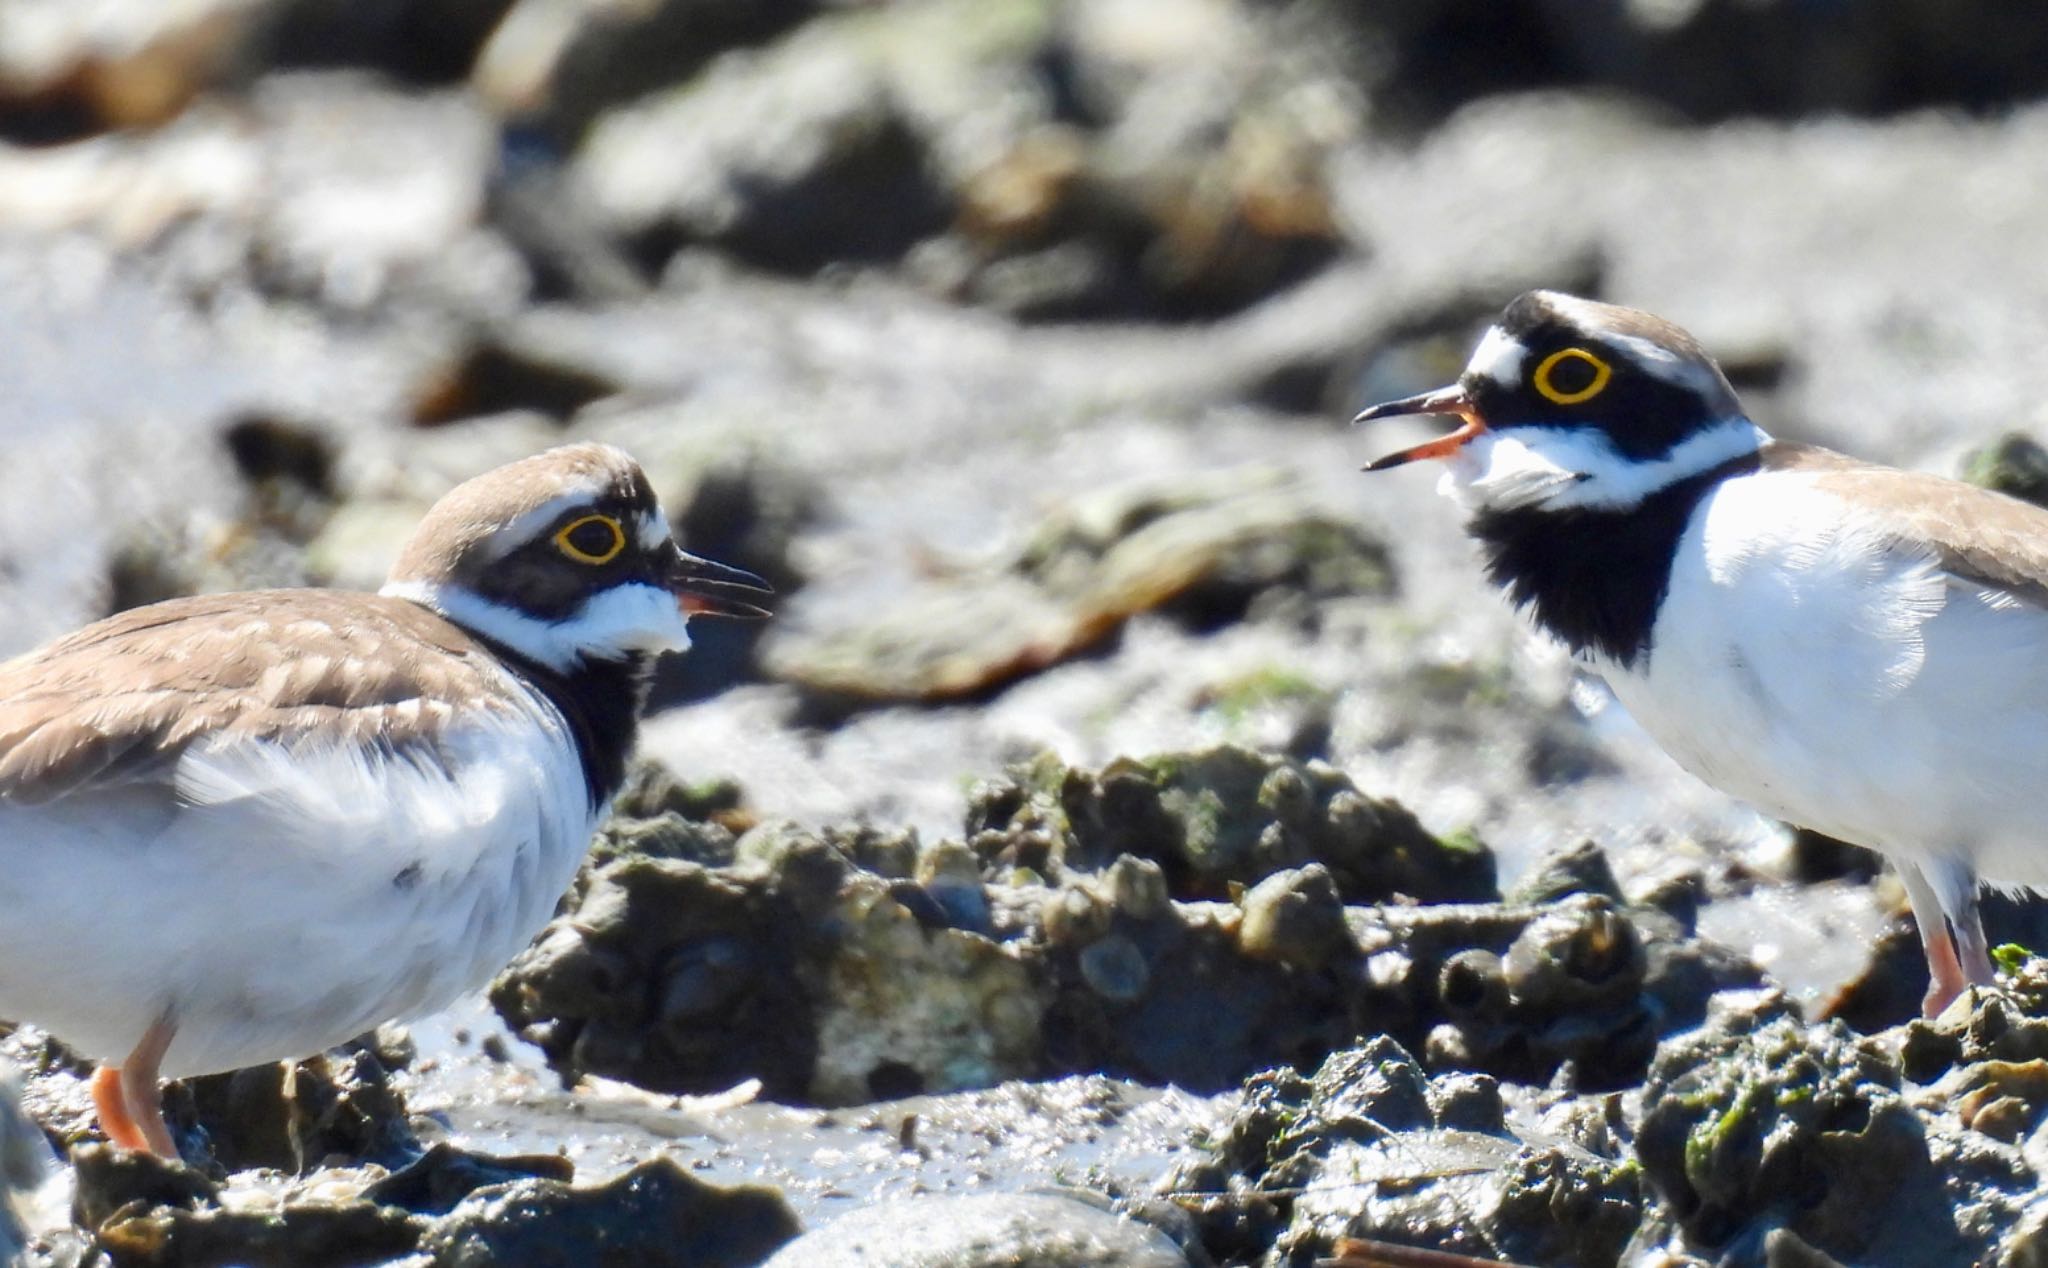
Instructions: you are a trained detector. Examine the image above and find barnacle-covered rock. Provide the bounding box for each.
[494,821,1046,1106]
[1424,894,1656,1091]
[1035,860,1358,1092]
[1167,1036,1645,1267]
[966,745,1493,903]
[498,750,1507,1099]
[1408,835,1762,1093]
[1634,995,1952,1261]
[493,851,822,1101]
[497,762,1757,1109]
[1898,960,2048,1083]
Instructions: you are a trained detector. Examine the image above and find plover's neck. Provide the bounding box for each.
[470,634,651,810]
[1468,449,1762,668]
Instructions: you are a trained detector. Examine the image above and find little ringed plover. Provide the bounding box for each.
[0,442,767,1156]
[1357,290,2048,1017]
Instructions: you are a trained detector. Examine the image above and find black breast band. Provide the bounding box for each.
[1467,451,1761,668]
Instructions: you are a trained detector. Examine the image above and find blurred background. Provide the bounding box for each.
[9,0,2048,998]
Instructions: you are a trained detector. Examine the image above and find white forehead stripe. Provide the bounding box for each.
[1465,325,1525,386]
[1602,329,1725,397]
[478,488,620,564]
[1536,293,1728,398]
[636,511,670,551]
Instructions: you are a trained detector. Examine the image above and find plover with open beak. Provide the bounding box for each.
[1359,290,2048,1017]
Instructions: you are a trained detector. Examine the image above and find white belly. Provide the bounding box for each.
[0,706,596,1076]
[1592,470,2048,890]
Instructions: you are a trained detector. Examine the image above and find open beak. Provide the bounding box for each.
[1352,384,1486,472]
[667,548,772,619]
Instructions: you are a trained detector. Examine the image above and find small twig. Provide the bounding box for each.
[1319,1236,1536,1268]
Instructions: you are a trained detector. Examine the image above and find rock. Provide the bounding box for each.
[183,1046,417,1173]
[1786,828,1881,885]
[2005,1193,2048,1268]
[67,1142,789,1268]
[1822,920,1933,1036]
[966,746,1491,903]
[991,0,1355,320]
[73,1146,422,1268]
[477,0,821,145]
[0,0,253,138]
[766,475,1393,711]
[244,75,514,313]
[497,749,1484,1100]
[423,1157,799,1268]
[359,1143,573,1217]
[759,1192,1190,1268]
[1171,1035,1642,1266]
[917,837,994,934]
[1962,431,2048,508]
[1490,1143,1645,1268]
[609,759,750,826]
[409,335,621,427]
[495,819,1046,1105]
[1407,854,1763,1093]
[572,15,947,275]
[919,0,1359,322]
[499,753,1754,1105]
[1634,995,1959,1262]
[565,0,1358,319]
[257,0,516,87]
[585,811,741,875]
[1948,1058,2048,1143]
[1428,1071,1505,1134]
[1897,968,2048,1084]
[800,868,1043,1105]
[1036,871,1359,1091]
[1351,1,2048,128]
[493,852,822,1101]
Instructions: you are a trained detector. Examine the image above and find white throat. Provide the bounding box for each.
[1439,417,1770,515]
[383,580,693,672]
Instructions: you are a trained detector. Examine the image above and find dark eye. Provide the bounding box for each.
[1532,347,1611,405]
[554,514,626,565]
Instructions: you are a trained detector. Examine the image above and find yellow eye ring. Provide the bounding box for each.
[1532,347,1612,406]
[554,514,626,565]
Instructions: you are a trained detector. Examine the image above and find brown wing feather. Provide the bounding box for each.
[0,592,522,803]
[1765,441,2048,603]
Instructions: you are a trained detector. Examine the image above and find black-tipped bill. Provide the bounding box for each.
[668,549,772,619]
[1352,384,1486,472]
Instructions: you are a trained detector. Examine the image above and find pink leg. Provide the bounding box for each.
[1921,927,1969,1018]
[90,1015,179,1158]
[1901,860,1993,1019]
